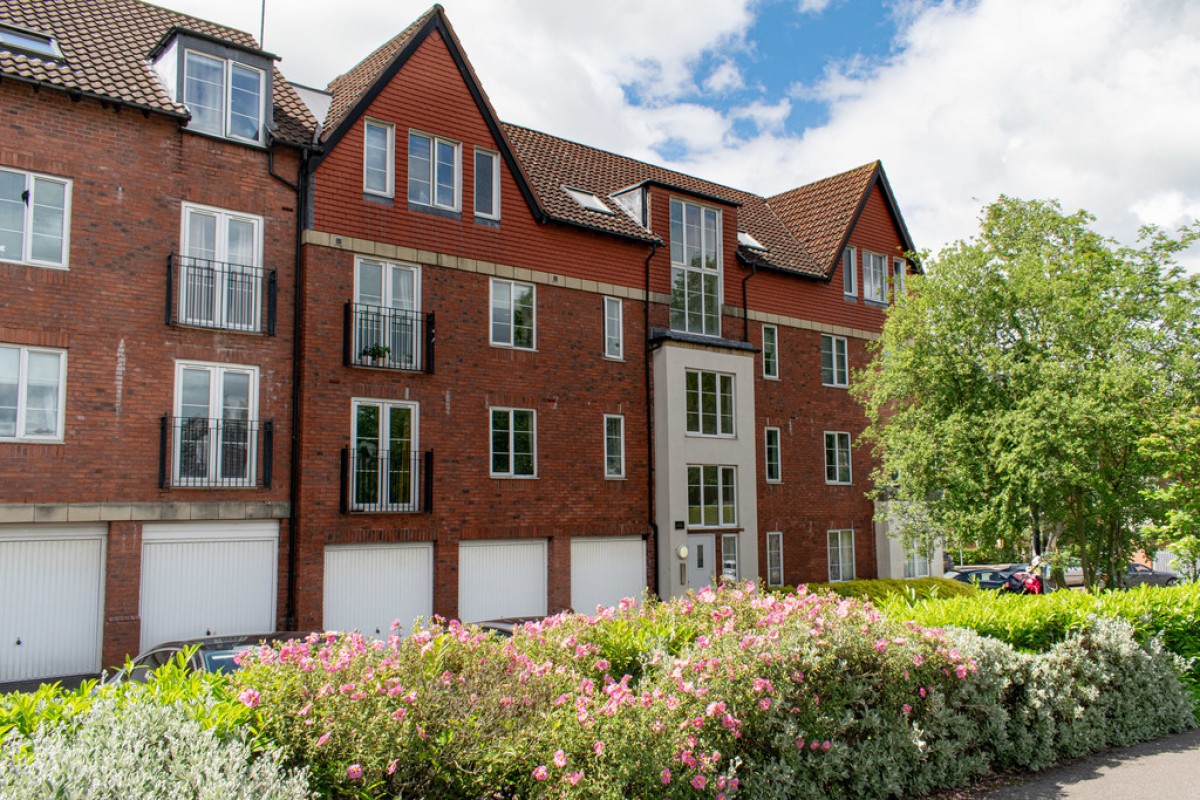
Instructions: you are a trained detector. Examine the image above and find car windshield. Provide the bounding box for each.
[200,645,256,674]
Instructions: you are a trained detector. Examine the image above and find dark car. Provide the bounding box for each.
[103,631,309,684]
[944,564,1027,591]
[1124,563,1179,587]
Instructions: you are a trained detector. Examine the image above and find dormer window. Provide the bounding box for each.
[152,31,274,146]
[0,23,63,62]
[737,231,767,251]
[562,187,614,215]
[184,51,264,142]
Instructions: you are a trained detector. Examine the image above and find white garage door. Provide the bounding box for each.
[0,525,106,683]
[458,539,546,623]
[571,536,647,613]
[324,543,433,637]
[140,521,278,649]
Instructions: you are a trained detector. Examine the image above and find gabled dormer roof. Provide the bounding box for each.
[0,0,316,146]
[768,161,917,275]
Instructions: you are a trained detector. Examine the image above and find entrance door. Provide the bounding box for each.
[686,533,715,591]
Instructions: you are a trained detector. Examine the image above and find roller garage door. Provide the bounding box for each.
[571,536,647,613]
[0,525,106,683]
[324,543,433,637]
[140,521,278,649]
[458,539,546,623]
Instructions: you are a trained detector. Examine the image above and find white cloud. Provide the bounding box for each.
[704,60,744,94]
[797,0,837,13]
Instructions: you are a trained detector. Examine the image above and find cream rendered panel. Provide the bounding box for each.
[653,341,758,599]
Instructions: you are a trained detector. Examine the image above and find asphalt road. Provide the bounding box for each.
[979,727,1200,799]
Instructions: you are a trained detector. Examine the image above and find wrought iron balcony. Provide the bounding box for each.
[341,447,433,513]
[344,302,434,372]
[166,254,276,334]
[159,415,273,489]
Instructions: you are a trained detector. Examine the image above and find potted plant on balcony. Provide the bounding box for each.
[359,343,391,366]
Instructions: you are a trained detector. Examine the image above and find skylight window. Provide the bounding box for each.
[562,186,614,215]
[737,231,767,251]
[0,23,63,62]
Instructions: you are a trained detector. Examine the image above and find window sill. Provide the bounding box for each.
[821,382,849,390]
[0,437,64,445]
[843,294,859,303]
[825,480,853,486]
[490,342,537,353]
[491,474,539,480]
[864,298,888,309]
[762,374,780,381]
[603,355,625,363]
[182,127,267,151]
[605,475,626,481]
[0,258,68,271]
[766,479,782,485]
[171,321,267,336]
[684,432,737,440]
[363,192,395,205]
[407,202,462,221]
[474,215,500,229]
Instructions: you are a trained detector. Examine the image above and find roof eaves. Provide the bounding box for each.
[543,212,662,245]
[737,249,825,280]
[147,26,278,62]
[642,179,743,208]
[0,70,189,121]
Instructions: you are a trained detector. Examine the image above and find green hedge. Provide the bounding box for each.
[800,576,978,602]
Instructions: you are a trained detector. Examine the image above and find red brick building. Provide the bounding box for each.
[0,0,929,683]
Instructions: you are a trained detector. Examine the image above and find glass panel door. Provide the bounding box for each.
[177,368,211,481]
[224,217,258,330]
[219,371,251,482]
[182,210,217,325]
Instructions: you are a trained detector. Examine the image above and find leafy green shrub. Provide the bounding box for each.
[0,692,311,799]
[802,577,977,602]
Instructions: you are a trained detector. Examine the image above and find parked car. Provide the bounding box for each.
[102,631,308,684]
[1062,562,1178,589]
[477,617,548,637]
[943,564,1027,590]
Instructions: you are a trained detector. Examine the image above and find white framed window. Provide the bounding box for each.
[863,251,887,303]
[842,247,857,297]
[351,399,418,511]
[904,546,933,579]
[764,427,781,483]
[685,370,734,437]
[824,431,852,484]
[604,414,625,479]
[603,296,623,360]
[893,257,907,299]
[721,533,739,579]
[669,197,722,337]
[821,334,849,387]
[491,407,536,478]
[762,324,778,379]
[827,529,856,582]
[0,345,66,442]
[179,203,264,332]
[687,465,737,528]
[183,50,264,143]
[0,167,71,269]
[363,119,395,198]
[766,531,783,587]
[490,278,535,350]
[474,148,500,219]
[173,361,259,486]
[354,258,421,369]
[408,131,460,210]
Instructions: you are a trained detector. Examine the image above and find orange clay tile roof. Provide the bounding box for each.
[0,0,316,145]
[768,161,881,276]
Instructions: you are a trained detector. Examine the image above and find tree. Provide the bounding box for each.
[1140,406,1200,581]
[854,197,1200,588]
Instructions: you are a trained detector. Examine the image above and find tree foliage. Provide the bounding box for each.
[854,197,1200,586]
[1140,406,1200,581]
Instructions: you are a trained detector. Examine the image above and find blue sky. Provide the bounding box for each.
[159,0,1200,270]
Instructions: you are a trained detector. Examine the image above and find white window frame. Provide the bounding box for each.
[827,529,856,582]
[0,344,66,442]
[821,334,849,388]
[350,398,419,511]
[764,426,782,483]
[669,197,723,337]
[0,167,71,269]
[490,407,536,478]
[603,296,624,360]
[363,119,395,198]
[721,533,739,579]
[353,257,422,368]
[408,130,461,211]
[842,247,857,297]
[863,251,888,304]
[766,531,784,587]
[604,414,625,479]
[903,546,932,579]
[893,257,907,299]
[687,465,737,529]
[172,361,259,487]
[685,369,735,437]
[183,49,265,144]
[474,148,500,220]
[824,431,852,485]
[179,202,264,332]
[762,324,779,379]
[490,278,536,350]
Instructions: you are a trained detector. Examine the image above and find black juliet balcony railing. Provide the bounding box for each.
[159,415,273,489]
[166,254,276,335]
[344,302,434,373]
[340,448,433,513]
